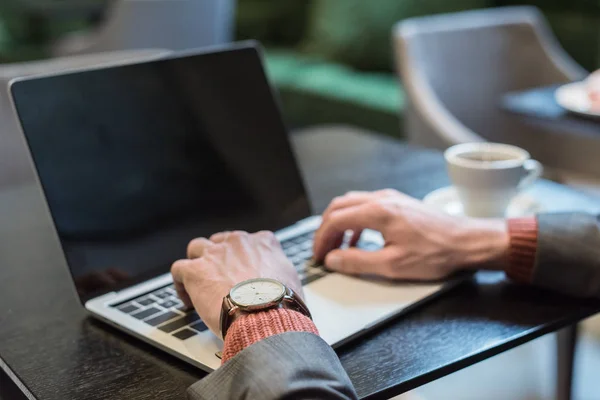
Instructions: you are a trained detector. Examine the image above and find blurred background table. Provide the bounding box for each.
[502,85,600,139]
[2,125,600,400]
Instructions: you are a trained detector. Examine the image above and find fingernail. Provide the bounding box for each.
[325,253,341,269]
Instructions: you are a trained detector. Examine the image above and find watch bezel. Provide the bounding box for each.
[229,278,286,311]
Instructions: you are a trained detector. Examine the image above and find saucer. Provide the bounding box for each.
[423,186,542,217]
[555,81,600,119]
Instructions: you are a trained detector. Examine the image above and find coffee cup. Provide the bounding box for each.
[444,143,543,218]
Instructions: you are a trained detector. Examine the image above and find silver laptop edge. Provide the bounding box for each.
[86,214,448,372]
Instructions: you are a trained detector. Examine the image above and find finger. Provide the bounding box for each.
[318,233,345,262]
[171,259,193,308]
[314,203,390,261]
[209,231,231,243]
[316,190,397,252]
[324,247,398,277]
[321,191,373,221]
[187,237,213,259]
[315,193,373,258]
[321,190,400,220]
[349,229,363,247]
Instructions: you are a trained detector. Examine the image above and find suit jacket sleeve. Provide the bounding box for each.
[533,212,600,298]
[187,332,358,400]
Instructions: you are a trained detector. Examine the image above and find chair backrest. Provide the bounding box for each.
[91,0,235,52]
[394,6,586,148]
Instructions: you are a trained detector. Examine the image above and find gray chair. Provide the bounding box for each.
[394,7,585,400]
[392,6,600,181]
[53,0,235,56]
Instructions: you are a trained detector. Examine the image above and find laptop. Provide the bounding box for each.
[9,42,450,372]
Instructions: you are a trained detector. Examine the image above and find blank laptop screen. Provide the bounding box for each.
[11,44,311,303]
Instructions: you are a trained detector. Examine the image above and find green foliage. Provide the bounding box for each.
[0,0,104,62]
[302,0,492,71]
[235,0,312,46]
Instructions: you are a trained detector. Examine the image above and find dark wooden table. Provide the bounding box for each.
[501,85,600,138]
[2,125,600,400]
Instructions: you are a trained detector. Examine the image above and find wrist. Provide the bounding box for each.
[455,218,510,271]
[505,217,538,282]
[221,308,318,363]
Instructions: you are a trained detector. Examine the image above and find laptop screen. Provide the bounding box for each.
[11,43,311,304]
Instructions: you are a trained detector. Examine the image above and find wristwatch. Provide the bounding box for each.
[220,278,311,339]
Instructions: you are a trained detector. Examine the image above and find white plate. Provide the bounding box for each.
[423,186,542,218]
[555,81,600,118]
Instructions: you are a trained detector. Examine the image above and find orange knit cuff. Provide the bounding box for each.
[221,308,318,364]
[506,217,539,283]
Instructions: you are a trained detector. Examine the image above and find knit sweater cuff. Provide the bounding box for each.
[506,217,539,283]
[221,308,318,364]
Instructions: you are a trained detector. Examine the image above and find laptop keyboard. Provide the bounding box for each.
[282,230,380,285]
[114,285,208,340]
[282,230,332,285]
[114,229,380,341]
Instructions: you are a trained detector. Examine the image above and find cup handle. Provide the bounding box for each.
[518,159,543,191]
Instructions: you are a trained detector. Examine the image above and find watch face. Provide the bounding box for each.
[230,279,285,308]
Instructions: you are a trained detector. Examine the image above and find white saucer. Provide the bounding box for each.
[555,81,600,119]
[423,186,542,217]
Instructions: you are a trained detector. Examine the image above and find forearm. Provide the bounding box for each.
[188,309,358,400]
[469,212,600,299]
[528,213,600,298]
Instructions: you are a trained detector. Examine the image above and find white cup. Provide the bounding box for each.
[444,143,543,218]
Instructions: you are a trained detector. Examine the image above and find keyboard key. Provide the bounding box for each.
[117,303,139,314]
[291,237,306,245]
[159,299,178,309]
[173,328,198,340]
[297,250,313,260]
[159,312,201,333]
[281,241,294,250]
[131,307,162,320]
[145,311,180,327]
[153,291,171,299]
[291,258,304,268]
[284,245,301,256]
[358,240,380,251]
[135,297,156,307]
[189,321,208,332]
[176,304,189,312]
[299,241,313,251]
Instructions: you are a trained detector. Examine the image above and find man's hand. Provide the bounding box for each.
[171,231,302,336]
[314,189,509,280]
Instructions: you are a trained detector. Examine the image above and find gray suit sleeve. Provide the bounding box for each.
[187,332,358,400]
[533,212,600,298]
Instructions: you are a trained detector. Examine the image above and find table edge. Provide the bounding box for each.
[362,307,598,400]
[0,355,36,400]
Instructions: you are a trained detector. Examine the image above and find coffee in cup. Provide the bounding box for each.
[444,143,543,218]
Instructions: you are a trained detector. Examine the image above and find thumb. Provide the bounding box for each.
[324,247,395,276]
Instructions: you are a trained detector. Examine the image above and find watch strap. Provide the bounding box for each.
[220,285,311,339]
